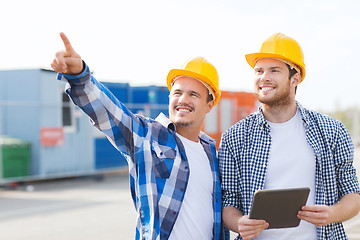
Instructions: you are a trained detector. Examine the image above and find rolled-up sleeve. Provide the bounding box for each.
[334,121,360,198]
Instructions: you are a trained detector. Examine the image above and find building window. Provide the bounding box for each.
[62,92,76,132]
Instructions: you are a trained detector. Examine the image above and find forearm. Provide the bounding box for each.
[222,206,244,232]
[299,192,360,226]
[222,205,269,240]
[60,63,141,155]
[331,193,360,223]
[61,64,133,129]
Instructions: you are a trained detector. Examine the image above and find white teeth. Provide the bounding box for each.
[261,87,273,91]
[178,108,190,112]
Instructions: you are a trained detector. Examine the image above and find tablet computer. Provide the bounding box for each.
[249,187,310,229]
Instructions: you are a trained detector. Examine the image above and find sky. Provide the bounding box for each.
[1,0,360,112]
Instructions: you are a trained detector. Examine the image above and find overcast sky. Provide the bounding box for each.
[1,0,360,112]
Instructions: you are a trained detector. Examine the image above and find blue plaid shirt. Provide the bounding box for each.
[219,103,360,240]
[57,64,224,240]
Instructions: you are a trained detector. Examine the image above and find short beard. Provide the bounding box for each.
[257,81,292,107]
[175,121,191,127]
[257,93,292,107]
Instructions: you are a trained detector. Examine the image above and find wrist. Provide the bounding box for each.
[63,61,88,78]
[60,61,90,85]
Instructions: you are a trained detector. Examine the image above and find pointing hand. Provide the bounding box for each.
[51,32,83,75]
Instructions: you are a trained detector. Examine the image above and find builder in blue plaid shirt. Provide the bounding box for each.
[219,33,360,240]
[51,33,226,240]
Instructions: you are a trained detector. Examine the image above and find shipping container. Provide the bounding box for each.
[204,91,259,148]
[130,85,169,118]
[94,83,169,170]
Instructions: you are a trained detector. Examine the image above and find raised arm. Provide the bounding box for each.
[50,32,147,163]
[51,32,83,75]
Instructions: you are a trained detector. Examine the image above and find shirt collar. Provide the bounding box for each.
[256,101,309,129]
[296,101,310,128]
[155,112,176,132]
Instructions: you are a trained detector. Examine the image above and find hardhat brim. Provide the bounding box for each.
[245,52,306,81]
[167,69,221,106]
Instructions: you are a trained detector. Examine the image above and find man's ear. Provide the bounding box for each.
[292,72,301,87]
[207,99,215,113]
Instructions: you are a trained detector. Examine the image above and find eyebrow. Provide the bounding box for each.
[172,89,202,97]
[254,66,283,70]
[190,90,201,96]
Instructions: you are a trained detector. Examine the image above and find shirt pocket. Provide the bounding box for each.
[151,141,176,178]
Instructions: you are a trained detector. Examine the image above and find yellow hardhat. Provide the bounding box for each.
[167,57,221,106]
[245,33,306,82]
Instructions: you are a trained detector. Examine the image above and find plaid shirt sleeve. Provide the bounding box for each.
[218,111,270,216]
[58,63,146,162]
[306,108,360,239]
[219,132,242,210]
[319,115,360,198]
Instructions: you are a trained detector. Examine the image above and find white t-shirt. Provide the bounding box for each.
[255,110,317,240]
[168,133,214,240]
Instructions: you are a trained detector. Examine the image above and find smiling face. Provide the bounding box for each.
[254,58,300,108]
[169,76,214,136]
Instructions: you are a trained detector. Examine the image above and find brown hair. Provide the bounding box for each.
[286,64,299,93]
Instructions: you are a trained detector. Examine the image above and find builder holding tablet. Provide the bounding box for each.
[219,33,360,240]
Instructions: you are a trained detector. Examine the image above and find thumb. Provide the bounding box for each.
[64,57,83,74]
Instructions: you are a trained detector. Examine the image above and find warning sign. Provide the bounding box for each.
[40,128,64,146]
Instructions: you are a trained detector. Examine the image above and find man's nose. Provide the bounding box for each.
[178,93,190,104]
[259,71,270,82]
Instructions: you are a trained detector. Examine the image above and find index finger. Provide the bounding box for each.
[301,205,326,212]
[60,32,74,52]
[241,215,268,226]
